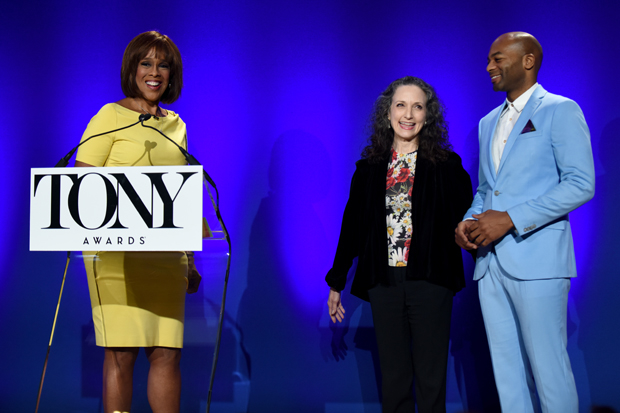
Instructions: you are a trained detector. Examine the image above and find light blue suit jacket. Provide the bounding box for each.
[464,85,595,281]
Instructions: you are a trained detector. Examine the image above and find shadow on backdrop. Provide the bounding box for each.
[238,130,335,412]
[579,118,620,409]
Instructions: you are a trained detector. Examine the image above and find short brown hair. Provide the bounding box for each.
[120,31,183,104]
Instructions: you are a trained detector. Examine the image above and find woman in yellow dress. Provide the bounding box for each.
[75,31,200,412]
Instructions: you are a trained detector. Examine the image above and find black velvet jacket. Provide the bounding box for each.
[325,151,473,301]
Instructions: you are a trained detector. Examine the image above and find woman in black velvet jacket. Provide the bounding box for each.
[325,76,472,413]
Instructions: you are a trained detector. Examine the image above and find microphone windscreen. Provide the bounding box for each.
[139,113,152,121]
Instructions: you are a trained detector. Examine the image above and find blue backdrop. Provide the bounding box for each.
[2,0,619,411]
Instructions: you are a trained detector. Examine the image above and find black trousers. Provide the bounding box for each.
[367,267,454,413]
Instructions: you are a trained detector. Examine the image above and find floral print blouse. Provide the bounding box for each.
[386,148,417,267]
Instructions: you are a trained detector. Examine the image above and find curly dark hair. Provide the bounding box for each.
[361,76,452,164]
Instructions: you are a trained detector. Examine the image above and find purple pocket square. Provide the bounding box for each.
[521,120,536,134]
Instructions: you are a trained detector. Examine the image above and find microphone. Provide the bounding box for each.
[139,119,217,189]
[55,118,143,167]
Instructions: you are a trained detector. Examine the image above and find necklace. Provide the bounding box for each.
[135,98,163,132]
[135,98,164,117]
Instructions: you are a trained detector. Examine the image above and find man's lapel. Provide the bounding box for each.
[496,85,546,176]
[485,104,504,183]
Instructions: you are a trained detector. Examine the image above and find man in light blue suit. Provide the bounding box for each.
[455,32,595,412]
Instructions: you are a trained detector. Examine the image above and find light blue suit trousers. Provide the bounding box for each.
[480,254,576,412]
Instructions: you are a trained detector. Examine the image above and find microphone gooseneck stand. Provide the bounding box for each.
[139,116,231,413]
[34,252,71,413]
[36,114,231,413]
[54,116,148,168]
[36,116,150,413]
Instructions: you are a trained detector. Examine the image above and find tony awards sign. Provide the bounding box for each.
[30,166,203,251]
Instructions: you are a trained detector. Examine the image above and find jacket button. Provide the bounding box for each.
[494,190,500,196]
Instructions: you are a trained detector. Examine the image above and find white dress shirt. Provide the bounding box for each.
[491,83,539,173]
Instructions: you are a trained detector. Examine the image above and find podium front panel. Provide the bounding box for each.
[30,166,203,251]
